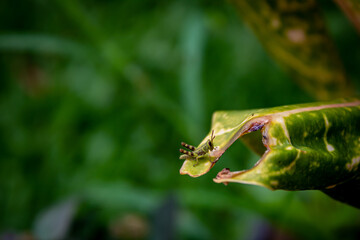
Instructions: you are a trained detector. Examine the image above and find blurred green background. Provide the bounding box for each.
[1,0,360,239]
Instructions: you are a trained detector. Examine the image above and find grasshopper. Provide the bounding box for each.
[179,130,216,166]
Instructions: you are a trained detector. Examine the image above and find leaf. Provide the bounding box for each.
[229,0,354,100]
[334,0,360,35]
[0,34,88,57]
[33,198,79,240]
[179,98,360,208]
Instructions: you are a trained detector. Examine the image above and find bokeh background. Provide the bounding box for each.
[1,0,360,239]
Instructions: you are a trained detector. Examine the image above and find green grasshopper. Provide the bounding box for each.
[179,130,216,166]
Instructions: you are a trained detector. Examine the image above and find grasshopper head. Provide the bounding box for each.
[208,140,214,151]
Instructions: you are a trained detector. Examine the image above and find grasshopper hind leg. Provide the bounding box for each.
[179,149,200,166]
[179,149,194,157]
[181,142,196,151]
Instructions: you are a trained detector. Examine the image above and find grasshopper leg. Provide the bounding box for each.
[181,142,196,151]
[179,149,194,156]
[193,157,199,167]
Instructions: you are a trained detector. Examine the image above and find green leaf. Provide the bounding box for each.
[229,0,355,100]
[0,34,88,57]
[180,98,360,208]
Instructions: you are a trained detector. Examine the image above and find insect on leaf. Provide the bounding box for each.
[179,98,360,208]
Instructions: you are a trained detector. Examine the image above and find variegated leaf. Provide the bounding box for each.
[229,0,354,100]
[334,0,360,34]
[179,98,360,208]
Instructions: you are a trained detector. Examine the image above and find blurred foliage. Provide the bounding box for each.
[334,0,360,34]
[0,0,360,239]
[230,0,354,100]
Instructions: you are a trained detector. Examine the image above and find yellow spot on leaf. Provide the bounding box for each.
[323,114,335,152]
[271,18,280,29]
[270,180,279,187]
[286,28,306,43]
[346,156,360,171]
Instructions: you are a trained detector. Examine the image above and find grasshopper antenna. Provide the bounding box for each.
[211,130,215,141]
